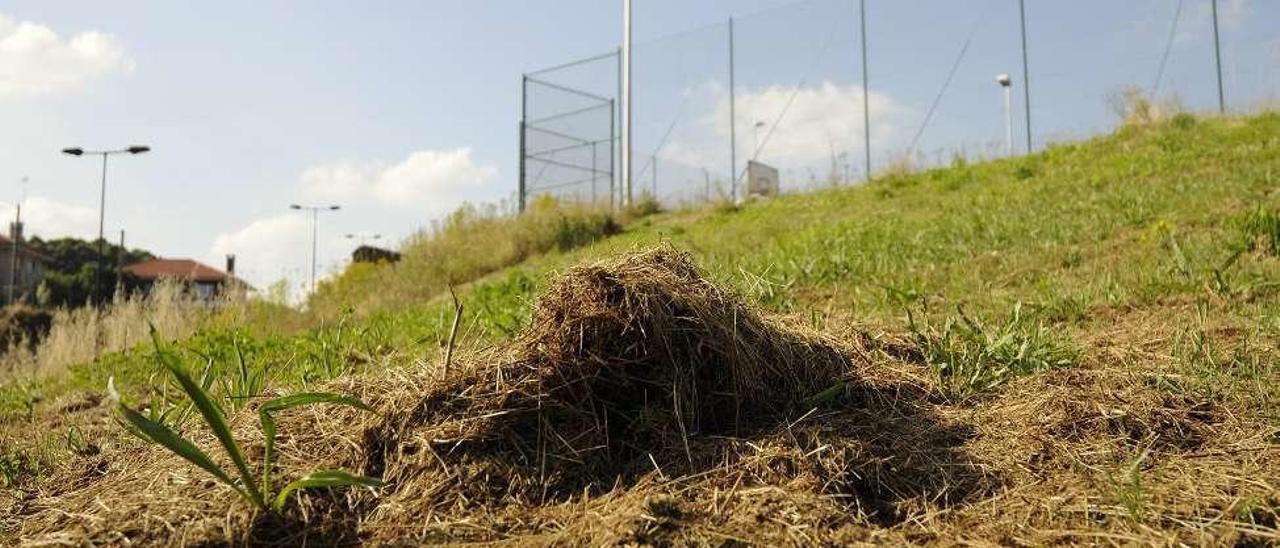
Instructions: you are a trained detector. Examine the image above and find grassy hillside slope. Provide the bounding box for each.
[3,112,1279,544]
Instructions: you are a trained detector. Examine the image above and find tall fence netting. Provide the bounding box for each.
[520,0,1279,211]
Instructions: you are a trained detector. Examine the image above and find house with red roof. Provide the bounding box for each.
[123,255,251,301]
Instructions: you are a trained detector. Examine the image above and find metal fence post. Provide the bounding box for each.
[1211,0,1226,113]
[609,98,616,210]
[518,75,527,214]
[728,17,737,202]
[622,0,633,207]
[860,0,870,180]
[1019,0,1033,154]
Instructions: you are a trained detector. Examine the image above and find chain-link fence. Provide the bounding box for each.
[519,0,1279,212]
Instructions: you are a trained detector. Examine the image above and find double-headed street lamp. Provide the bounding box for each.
[344,232,382,247]
[61,145,150,305]
[290,203,340,295]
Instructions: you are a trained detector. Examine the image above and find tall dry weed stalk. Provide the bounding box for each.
[0,280,238,379]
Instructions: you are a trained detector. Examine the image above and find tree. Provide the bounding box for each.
[24,237,155,308]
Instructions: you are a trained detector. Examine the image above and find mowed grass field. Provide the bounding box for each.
[2,112,1278,544]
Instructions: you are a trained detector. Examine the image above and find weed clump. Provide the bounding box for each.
[1237,207,1280,256]
[907,303,1076,402]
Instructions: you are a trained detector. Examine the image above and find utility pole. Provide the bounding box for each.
[7,214,18,304]
[7,176,28,305]
[1211,0,1226,113]
[622,0,633,207]
[6,206,16,305]
[116,230,125,297]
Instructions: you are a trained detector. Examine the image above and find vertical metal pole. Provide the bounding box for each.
[616,49,622,209]
[7,205,18,304]
[609,98,616,210]
[309,208,318,295]
[518,75,528,213]
[1019,0,1033,153]
[652,154,657,198]
[729,17,737,201]
[591,141,598,204]
[1003,85,1013,156]
[93,153,108,359]
[116,229,124,296]
[1211,0,1225,113]
[622,0,633,207]
[96,152,108,306]
[860,0,871,180]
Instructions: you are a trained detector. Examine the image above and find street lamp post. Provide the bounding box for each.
[344,233,382,247]
[290,203,340,295]
[996,74,1013,157]
[61,145,150,305]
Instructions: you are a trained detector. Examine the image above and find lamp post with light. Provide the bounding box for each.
[290,203,340,295]
[61,145,150,305]
[996,74,1013,156]
[345,233,382,247]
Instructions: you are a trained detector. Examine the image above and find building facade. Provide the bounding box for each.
[123,256,250,302]
[0,221,50,305]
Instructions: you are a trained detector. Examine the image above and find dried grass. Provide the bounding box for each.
[0,280,232,380]
[7,249,1278,546]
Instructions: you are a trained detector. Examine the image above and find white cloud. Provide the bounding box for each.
[213,147,499,301]
[722,82,904,166]
[0,12,134,95]
[209,213,321,300]
[0,196,97,239]
[657,81,907,182]
[300,148,497,211]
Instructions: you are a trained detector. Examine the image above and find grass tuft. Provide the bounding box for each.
[908,303,1077,402]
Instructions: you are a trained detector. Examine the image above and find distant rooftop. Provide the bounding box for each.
[124,258,233,284]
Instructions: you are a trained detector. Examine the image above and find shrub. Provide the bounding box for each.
[0,305,52,353]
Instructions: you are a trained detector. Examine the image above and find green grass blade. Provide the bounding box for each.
[259,409,277,499]
[113,400,253,505]
[260,393,371,414]
[149,327,265,509]
[272,470,382,513]
[258,392,372,501]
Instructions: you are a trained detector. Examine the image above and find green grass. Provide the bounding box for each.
[907,303,1077,402]
[3,112,1279,493]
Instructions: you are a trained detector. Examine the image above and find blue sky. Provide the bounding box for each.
[0,1,1274,298]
